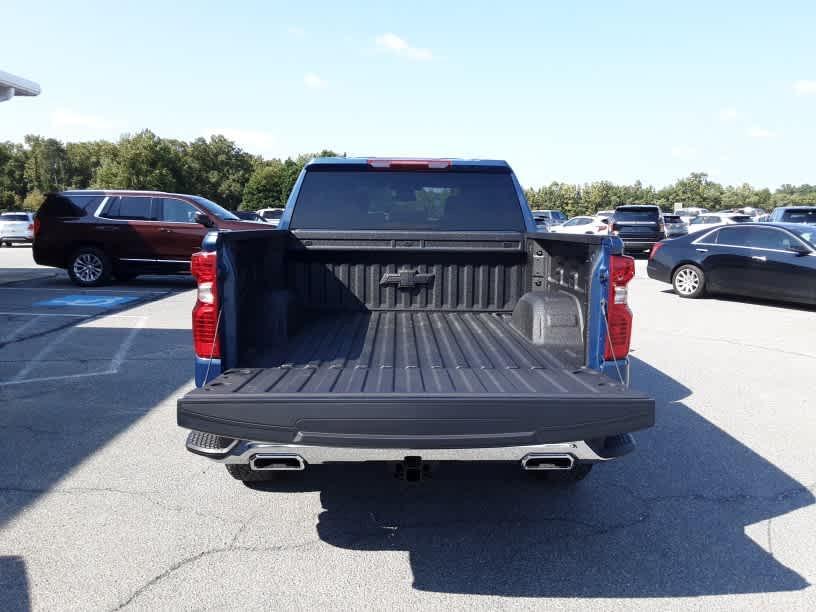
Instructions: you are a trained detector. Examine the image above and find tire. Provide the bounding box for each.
[532,463,593,483]
[225,464,278,483]
[67,247,112,287]
[672,264,706,299]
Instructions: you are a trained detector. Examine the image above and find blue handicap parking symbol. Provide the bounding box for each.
[34,295,140,308]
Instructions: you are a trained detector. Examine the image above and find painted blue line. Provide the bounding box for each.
[34,295,140,308]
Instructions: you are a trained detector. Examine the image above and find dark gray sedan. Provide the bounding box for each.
[647,223,816,305]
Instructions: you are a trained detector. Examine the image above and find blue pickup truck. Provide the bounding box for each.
[177,158,654,483]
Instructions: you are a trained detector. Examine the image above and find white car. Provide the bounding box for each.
[0,211,35,246]
[675,207,709,224]
[686,213,753,234]
[550,215,610,235]
[256,207,284,227]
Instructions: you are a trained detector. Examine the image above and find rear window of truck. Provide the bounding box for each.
[614,208,661,222]
[781,209,816,224]
[290,169,525,231]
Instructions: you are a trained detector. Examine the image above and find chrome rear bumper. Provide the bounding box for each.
[185,431,635,466]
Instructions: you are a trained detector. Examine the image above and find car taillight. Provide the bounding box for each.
[611,222,620,235]
[33,218,40,237]
[649,242,664,260]
[604,254,635,361]
[191,251,220,359]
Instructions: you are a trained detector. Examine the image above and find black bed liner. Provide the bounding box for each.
[178,311,654,448]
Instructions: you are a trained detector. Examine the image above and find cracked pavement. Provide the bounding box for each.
[0,251,814,610]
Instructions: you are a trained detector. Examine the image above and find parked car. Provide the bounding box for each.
[234,211,268,223]
[609,205,665,252]
[674,207,709,224]
[33,190,263,286]
[256,207,285,227]
[531,211,551,231]
[550,215,609,235]
[768,206,816,226]
[662,214,688,237]
[530,209,567,227]
[686,213,752,234]
[647,223,816,304]
[596,210,615,220]
[0,211,34,246]
[178,157,654,485]
[648,223,816,304]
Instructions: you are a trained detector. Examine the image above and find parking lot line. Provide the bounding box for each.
[0,314,149,386]
[0,316,42,343]
[10,324,80,382]
[0,287,174,294]
[0,311,89,317]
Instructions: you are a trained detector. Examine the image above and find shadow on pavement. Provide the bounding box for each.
[247,356,813,598]
[0,556,29,612]
[0,293,194,529]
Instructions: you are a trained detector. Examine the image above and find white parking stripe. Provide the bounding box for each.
[0,316,42,343]
[108,316,147,370]
[0,311,90,318]
[1,315,149,386]
[10,325,80,382]
[0,287,174,294]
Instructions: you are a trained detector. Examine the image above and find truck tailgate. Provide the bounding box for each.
[178,312,654,447]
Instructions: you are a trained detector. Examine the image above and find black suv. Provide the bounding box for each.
[610,205,666,252]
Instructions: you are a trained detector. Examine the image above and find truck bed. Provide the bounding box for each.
[178,311,654,448]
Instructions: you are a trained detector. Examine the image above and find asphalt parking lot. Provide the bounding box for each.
[1,245,814,610]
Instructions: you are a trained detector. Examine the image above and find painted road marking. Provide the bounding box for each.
[0,315,148,386]
[0,287,177,293]
[34,295,140,308]
[0,317,42,344]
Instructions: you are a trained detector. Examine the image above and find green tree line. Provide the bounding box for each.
[1,130,814,215]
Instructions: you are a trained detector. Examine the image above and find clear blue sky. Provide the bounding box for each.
[2,0,815,189]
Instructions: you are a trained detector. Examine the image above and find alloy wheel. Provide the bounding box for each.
[73,253,104,283]
[674,268,700,296]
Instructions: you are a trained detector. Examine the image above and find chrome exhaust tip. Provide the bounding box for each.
[250,454,306,471]
[521,453,575,471]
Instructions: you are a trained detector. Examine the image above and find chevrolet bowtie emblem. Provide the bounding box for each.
[380,270,435,289]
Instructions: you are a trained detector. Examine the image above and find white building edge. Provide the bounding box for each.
[0,70,41,102]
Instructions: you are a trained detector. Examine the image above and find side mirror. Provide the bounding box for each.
[194,211,214,228]
[790,244,811,256]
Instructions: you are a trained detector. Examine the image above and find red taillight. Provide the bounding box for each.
[33,218,40,238]
[604,254,635,361]
[649,242,664,260]
[367,158,451,169]
[191,251,220,358]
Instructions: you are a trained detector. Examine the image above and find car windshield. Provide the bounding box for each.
[0,213,29,221]
[791,227,816,247]
[551,211,566,222]
[614,208,660,222]
[781,209,816,224]
[290,169,524,231]
[730,215,752,223]
[663,215,681,223]
[190,196,239,220]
